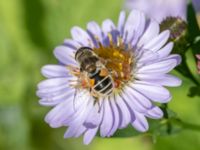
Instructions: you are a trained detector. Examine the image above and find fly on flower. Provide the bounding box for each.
[71,46,114,99]
[37,9,182,145]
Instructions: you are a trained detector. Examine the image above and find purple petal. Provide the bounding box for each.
[87,21,103,42]
[122,87,152,113]
[131,12,146,46]
[84,100,103,128]
[102,19,116,35]
[137,19,159,47]
[83,127,98,145]
[131,112,148,132]
[64,126,87,138]
[136,48,159,64]
[115,94,131,129]
[74,125,87,138]
[71,26,93,47]
[143,30,170,52]
[137,58,177,74]
[156,74,182,87]
[130,80,171,103]
[37,77,76,90]
[118,94,136,122]
[123,10,145,43]
[157,42,174,58]
[41,65,70,78]
[38,89,75,106]
[140,74,182,87]
[107,97,120,136]
[64,125,84,138]
[64,99,93,138]
[36,83,71,98]
[63,94,93,126]
[45,91,89,128]
[121,90,145,114]
[124,86,152,108]
[44,95,76,128]
[136,74,182,87]
[117,11,126,35]
[164,54,182,65]
[100,99,114,137]
[54,46,78,66]
[63,39,81,50]
[145,106,163,119]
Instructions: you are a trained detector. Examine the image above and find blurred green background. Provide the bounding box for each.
[0,0,200,150]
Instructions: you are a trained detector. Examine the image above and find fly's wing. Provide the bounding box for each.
[67,66,87,111]
[73,89,89,111]
[73,87,79,111]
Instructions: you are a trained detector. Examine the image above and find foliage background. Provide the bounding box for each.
[0,0,200,150]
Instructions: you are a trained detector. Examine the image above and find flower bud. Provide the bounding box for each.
[160,17,189,54]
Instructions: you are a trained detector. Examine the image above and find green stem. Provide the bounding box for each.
[176,54,200,86]
[169,118,200,131]
[161,104,172,134]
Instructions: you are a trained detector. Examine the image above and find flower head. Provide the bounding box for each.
[37,10,182,144]
[124,0,187,23]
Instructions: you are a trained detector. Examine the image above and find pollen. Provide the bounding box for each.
[93,33,134,89]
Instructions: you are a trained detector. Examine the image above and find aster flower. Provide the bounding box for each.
[197,55,200,73]
[37,10,182,144]
[124,0,187,23]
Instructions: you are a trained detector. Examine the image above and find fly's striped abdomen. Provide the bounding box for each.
[91,71,113,96]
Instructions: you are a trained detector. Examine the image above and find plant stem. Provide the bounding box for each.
[169,117,200,131]
[176,54,200,86]
[161,104,172,134]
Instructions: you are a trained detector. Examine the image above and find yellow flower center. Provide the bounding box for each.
[93,34,134,89]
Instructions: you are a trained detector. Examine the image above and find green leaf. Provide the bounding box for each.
[187,4,200,43]
[112,125,141,137]
[188,86,200,97]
